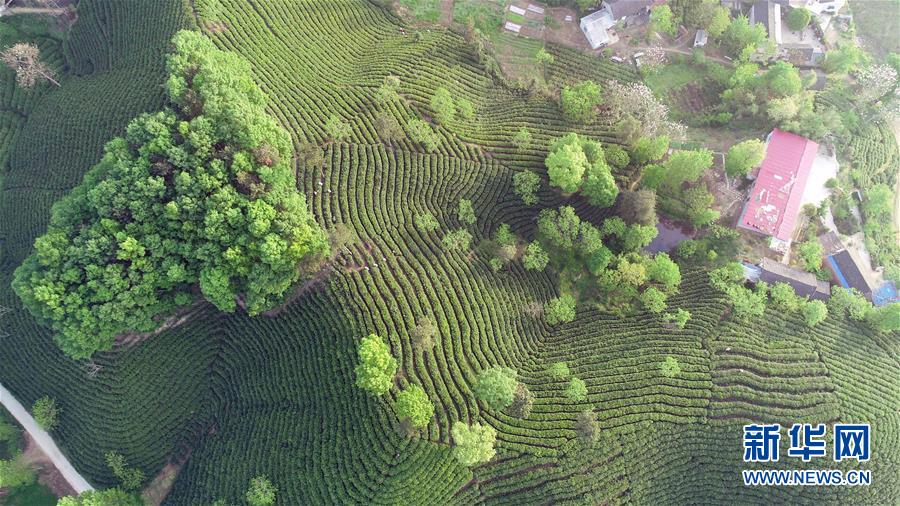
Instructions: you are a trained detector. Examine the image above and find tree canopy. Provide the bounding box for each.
[560,81,602,123]
[12,31,330,358]
[546,133,618,206]
[394,384,434,428]
[725,139,766,177]
[354,334,398,395]
[474,366,519,410]
[452,422,497,466]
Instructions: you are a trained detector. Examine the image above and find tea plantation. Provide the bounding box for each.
[0,0,896,504]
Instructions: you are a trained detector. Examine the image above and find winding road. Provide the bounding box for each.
[0,382,93,494]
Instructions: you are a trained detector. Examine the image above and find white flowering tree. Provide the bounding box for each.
[856,64,898,103]
[606,81,686,140]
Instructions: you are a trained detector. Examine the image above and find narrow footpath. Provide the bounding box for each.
[0,382,94,494]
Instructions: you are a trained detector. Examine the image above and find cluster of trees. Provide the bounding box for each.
[709,263,831,326]
[640,140,720,227]
[354,334,437,429]
[545,133,618,207]
[560,81,602,123]
[529,205,683,316]
[12,31,331,358]
[721,61,839,139]
[105,451,145,491]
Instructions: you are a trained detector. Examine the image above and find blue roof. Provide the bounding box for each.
[872,281,899,307]
[827,255,850,289]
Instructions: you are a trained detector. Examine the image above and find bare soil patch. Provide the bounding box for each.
[19,433,75,499]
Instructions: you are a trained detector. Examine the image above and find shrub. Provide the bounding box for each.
[32,395,60,431]
[430,87,455,124]
[394,385,434,428]
[660,356,681,378]
[246,476,277,506]
[565,377,588,401]
[442,229,473,252]
[548,361,570,379]
[354,334,397,395]
[507,383,535,419]
[545,294,577,325]
[513,170,541,205]
[523,242,549,271]
[458,199,476,225]
[414,212,440,233]
[575,409,600,444]
[452,422,496,466]
[474,366,518,410]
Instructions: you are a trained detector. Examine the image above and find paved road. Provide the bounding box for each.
[0,382,94,493]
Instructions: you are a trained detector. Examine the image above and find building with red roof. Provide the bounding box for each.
[737,129,819,250]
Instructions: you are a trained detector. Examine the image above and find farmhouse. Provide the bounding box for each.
[758,258,831,300]
[580,0,652,49]
[736,129,819,251]
[749,0,783,45]
[825,249,875,300]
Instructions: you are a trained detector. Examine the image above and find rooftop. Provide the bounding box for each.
[827,250,875,297]
[758,257,830,300]
[580,7,615,48]
[737,129,819,242]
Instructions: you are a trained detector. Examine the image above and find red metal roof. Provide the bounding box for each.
[738,129,818,242]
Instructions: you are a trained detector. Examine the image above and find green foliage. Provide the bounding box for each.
[786,8,811,32]
[654,149,714,190]
[828,287,870,321]
[545,294,577,325]
[430,87,455,124]
[546,133,618,206]
[770,282,802,313]
[663,308,691,329]
[565,377,588,402]
[513,170,540,206]
[12,31,330,358]
[548,361,570,379]
[796,240,824,272]
[560,81,602,123]
[866,303,900,333]
[0,455,35,488]
[631,136,670,166]
[523,241,550,271]
[32,395,59,431]
[512,127,533,153]
[722,15,768,60]
[650,5,677,36]
[394,385,435,428]
[507,383,535,419]
[575,409,599,444]
[325,114,353,141]
[414,212,440,233]
[823,43,867,75]
[725,139,766,177]
[57,489,142,506]
[546,133,589,193]
[411,318,438,351]
[604,144,630,169]
[457,199,476,225]
[456,97,475,120]
[105,451,145,491]
[354,334,398,395]
[407,119,439,152]
[246,475,277,506]
[660,356,681,378]
[616,190,657,226]
[647,253,681,293]
[474,366,518,410]
[442,228,473,252]
[451,422,496,466]
[863,183,893,217]
[641,286,668,313]
[802,299,828,327]
[706,6,730,39]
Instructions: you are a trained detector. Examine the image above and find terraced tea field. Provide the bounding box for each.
[0,0,896,504]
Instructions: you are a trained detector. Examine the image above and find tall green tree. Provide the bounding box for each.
[247,476,277,506]
[354,334,398,395]
[394,385,435,428]
[725,139,766,177]
[452,422,497,466]
[474,366,519,410]
[560,81,602,123]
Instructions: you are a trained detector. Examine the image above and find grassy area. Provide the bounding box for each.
[1,483,58,506]
[454,0,505,34]
[644,63,703,95]
[851,0,900,60]
[398,0,442,23]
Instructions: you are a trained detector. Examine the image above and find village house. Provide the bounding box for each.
[580,0,653,49]
[757,257,831,300]
[736,129,820,252]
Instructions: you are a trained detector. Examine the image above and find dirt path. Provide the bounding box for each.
[0,7,67,16]
[0,382,94,493]
[20,432,77,498]
[890,119,900,243]
[439,0,453,27]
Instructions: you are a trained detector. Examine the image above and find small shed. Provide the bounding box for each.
[694,29,708,47]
